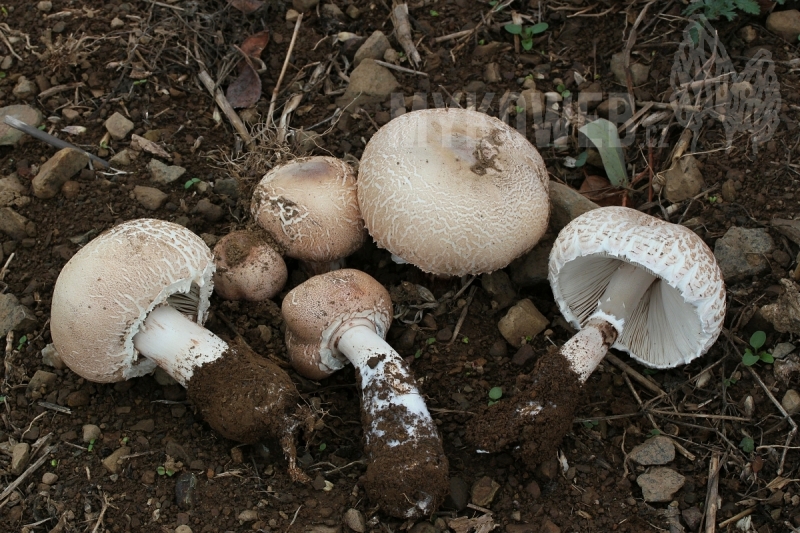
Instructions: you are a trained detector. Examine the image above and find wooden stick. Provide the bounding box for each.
[434,29,472,43]
[391,4,421,66]
[0,445,57,502]
[268,14,303,127]
[373,60,428,77]
[197,70,253,148]
[604,352,665,396]
[702,451,721,533]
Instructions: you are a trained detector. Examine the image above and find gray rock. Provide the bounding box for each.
[518,89,545,120]
[481,270,516,309]
[0,292,37,337]
[109,148,138,166]
[628,436,675,466]
[12,76,36,99]
[766,10,800,41]
[213,177,240,198]
[83,424,102,443]
[11,442,30,475]
[292,0,318,11]
[772,342,796,359]
[509,235,555,287]
[104,111,134,140]
[596,97,630,121]
[682,507,703,531]
[0,207,35,240]
[0,105,44,145]
[37,1,53,12]
[321,3,344,18]
[346,5,360,18]
[102,446,131,473]
[445,477,469,510]
[175,472,198,509]
[42,472,58,484]
[193,199,224,222]
[133,185,168,210]
[237,509,259,522]
[0,174,30,207]
[781,389,800,415]
[32,148,89,199]
[27,369,57,394]
[498,299,548,347]
[636,467,685,502]
[610,53,650,86]
[336,59,399,111]
[761,279,800,335]
[148,159,186,184]
[548,181,599,232]
[661,155,704,203]
[343,508,366,532]
[470,476,500,507]
[354,31,391,67]
[714,227,774,281]
[41,343,65,369]
[484,62,502,84]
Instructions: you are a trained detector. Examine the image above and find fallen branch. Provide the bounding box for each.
[391,4,421,67]
[702,450,721,533]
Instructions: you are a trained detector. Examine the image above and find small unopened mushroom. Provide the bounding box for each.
[282,269,448,518]
[357,108,549,276]
[51,219,307,479]
[251,156,366,275]
[466,206,725,465]
[213,230,288,301]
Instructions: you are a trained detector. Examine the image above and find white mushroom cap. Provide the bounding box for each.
[548,206,726,368]
[282,269,392,380]
[357,108,550,276]
[251,156,366,263]
[51,219,215,383]
[213,230,288,301]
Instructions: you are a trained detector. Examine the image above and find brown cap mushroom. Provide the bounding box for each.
[251,156,366,274]
[50,219,308,479]
[467,207,725,466]
[213,230,288,301]
[282,269,449,518]
[357,108,549,276]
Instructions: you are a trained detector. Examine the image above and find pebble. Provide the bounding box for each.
[110,17,125,29]
[42,472,58,485]
[511,344,535,366]
[148,159,186,184]
[32,148,89,199]
[489,339,507,358]
[104,111,134,140]
[11,443,31,475]
[497,299,549,347]
[129,418,155,432]
[285,8,300,21]
[83,424,101,443]
[26,369,57,395]
[102,446,131,474]
[354,31,391,67]
[761,279,800,336]
[175,472,198,509]
[518,89,545,120]
[509,235,554,287]
[766,10,800,41]
[214,177,240,198]
[12,76,37,99]
[540,521,561,533]
[41,343,65,369]
[773,343,796,359]
[336,59,399,111]
[133,185,168,210]
[549,181,599,232]
[661,154,704,203]
[782,389,800,415]
[524,480,541,499]
[714,227,774,281]
[238,509,259,522]
[343,508,366,532]
[346,5,360,18]
[682,506,703,530]
[628,435,676,466]
[0,206,36,240]
[321,4,344,18]
[0,174,30,208]
[481,271,516,309]
[636,467,685,502]
[484,62,502,84]
[66,390,90,407]
[109,148,138,166]
[175,526,193,533]
[610,52,650,86]
[37,1,52,12]
[194,199,224,222]
[445,477,469,510]
[436,326,452,342]
[470,476,500,507]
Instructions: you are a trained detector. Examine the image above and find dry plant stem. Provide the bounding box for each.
[391,4,421,66]
[3,117,110,168]
[434,29,472,43]
[0,445,58,502]
[373,59,428,77]
[702,451,721,533]
[604,352,665,396]
[447,286,477,346]
[268,14,303,127]
[90,493,111,533]
[717,507,755,528]
[197,70,254,148]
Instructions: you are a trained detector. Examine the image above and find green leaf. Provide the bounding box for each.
[429,10,439,16]
[760,353,774,364]
[528,22,549,35]
[414,349,422,359]
[426,337,436,345]
[733,0,761,15]
[504,23,522,35]
[521,38,533,51]
[16,335,27,350]
[319,443,327,451]
[157,466,166,476]
[488,386,503,400]
[740,436,755,453]
[648,429,660,437]
[749,331,766,350]
[184,177,201,189]
[742,350,759,366]
[556,83,566,93]
[574,151,588,167]
[561,90,571,98]
[462,337,469,344]
[578,118,629,187]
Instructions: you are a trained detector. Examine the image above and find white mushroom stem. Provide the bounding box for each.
[335,321,436,445]
[133,305,229,387]
[563,263,656,383]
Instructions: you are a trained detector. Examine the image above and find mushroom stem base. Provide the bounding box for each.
[561,318,619,383]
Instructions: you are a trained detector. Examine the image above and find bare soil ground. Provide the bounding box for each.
[1,1,800,532]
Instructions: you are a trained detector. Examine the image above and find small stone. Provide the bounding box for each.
[766,10,800,42]
[436,326,452,342]
[11,442,31,475]
[83,424,101,443]
[518,89,545,120]
[42,472,58,485]
[346,5,360,18]
[484,62,502,84]
[739,26,758,43]
[628,436,676,466]
[540,520,561,533]
[511,344,535,366]
[133,185,168,210]
[109,148,138,166]
[214,177,240,198]
[336,59,399,111]
[782,389,800,415]
[610,53,649,86]
[772,343,795,359]
[321,4,344,18]
[193,199,224,222]
[661,154,704,203]
[0,174,29,208]
[12,77,36,99]
[636,467,685,502]
[489,339,507,358]
[175,472,198,509]
[238,509,259,522]
[0,105,43,145]
[470,476,500,507]
[343,508,366,532]
[66,390,90,407]
[104,112,134,140]
[525,480,541,499]
[682,507,703,530]
[482,271,516,309]
[148,159,186,184]
[714,227,775,282]
[37,1,53,12]
[312,474,328,490]
[102,446,131,473]
[175,526,193,533]
[720,179,737,202]
[41,343,65,369]
[498,299,549,347]
[32,148,90,199]
[26,370,57,395]
[761,279,800,336]
[509,236,554,287]
[285,8,300,21]
[354,31,391,67]
[0,207,36,240]
[110,17,124,29]
[292,0,318,11]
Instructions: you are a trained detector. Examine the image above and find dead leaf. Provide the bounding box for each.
[228,0,264,14]
[226,64,262,109]
[447,515,498,533]
[578,175,625,207]
[130,134,172,161]
[241,30,270,58]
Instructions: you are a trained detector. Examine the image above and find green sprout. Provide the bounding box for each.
[184,177,201,189]
[648,428,661,438]
[514,105,524,114]
[0,72,6,79]
[157,465,175,476]
[426,337,436,345]
[740,436,755,453]
[574,151,588,168]
[122,436,130,444]
[487,386,503,406]
[16,335,27,350]
[0,396,5,404]
[430,10,439,16]
[742,331,773,366]
[50,459,58,467]
[133,79,148,86]
[503,22,549,51]
[582,420,599,429]
[414,349,422,359]
[100,140,108,149]
[0,6,7,16]
[478,39,485,45]
[319,443,327,452]
[461,337,469,344]
[87,438,96,453]
[708,195,718,203]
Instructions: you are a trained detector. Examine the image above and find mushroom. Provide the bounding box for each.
[251,156,366,275]
[357,108,549,276]
[213,230,288,301]
[466,206,726,465]
[282,269,449,518]
[51,219,308,480]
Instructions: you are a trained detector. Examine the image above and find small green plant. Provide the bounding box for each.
[514,105,524,114]
[723,376,738,387]
[50,459,58,467]
[461,337,469,344]
[426,337,436,345]
[319,443,327,452]
[16,335,27,350]
[742,331,773,366]
[488,386,503,406]
[0,72,6,79]
[739,436,755,453]
[122,436,130,444]
[574,151,588,168]
[555,83,570,99]
[478,39,485,45]
[99,140,108,149]
[0,6,7,16]
[503,22,549,51]
[87,438,96,453]
[157,465,175,476]
[708,195,719,203]
[184,177,201,189]
[582,420,599,430]
[133,79,148,86]
[430,10,439,16]
[684,0,785,21]
[0,396,6,404]
[414,349,422,359]
[648,428,661,438]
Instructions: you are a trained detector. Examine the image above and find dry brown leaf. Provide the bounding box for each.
[229,0,264,14]
[241,30,270,58]
[578,175,625,207]
[226,64,261,109]
[447,514,498,533]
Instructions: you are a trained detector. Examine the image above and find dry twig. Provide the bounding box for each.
[197,70,254,148]
[391,4,421,67]
[702,450,721,533]
[268,14,303,127]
